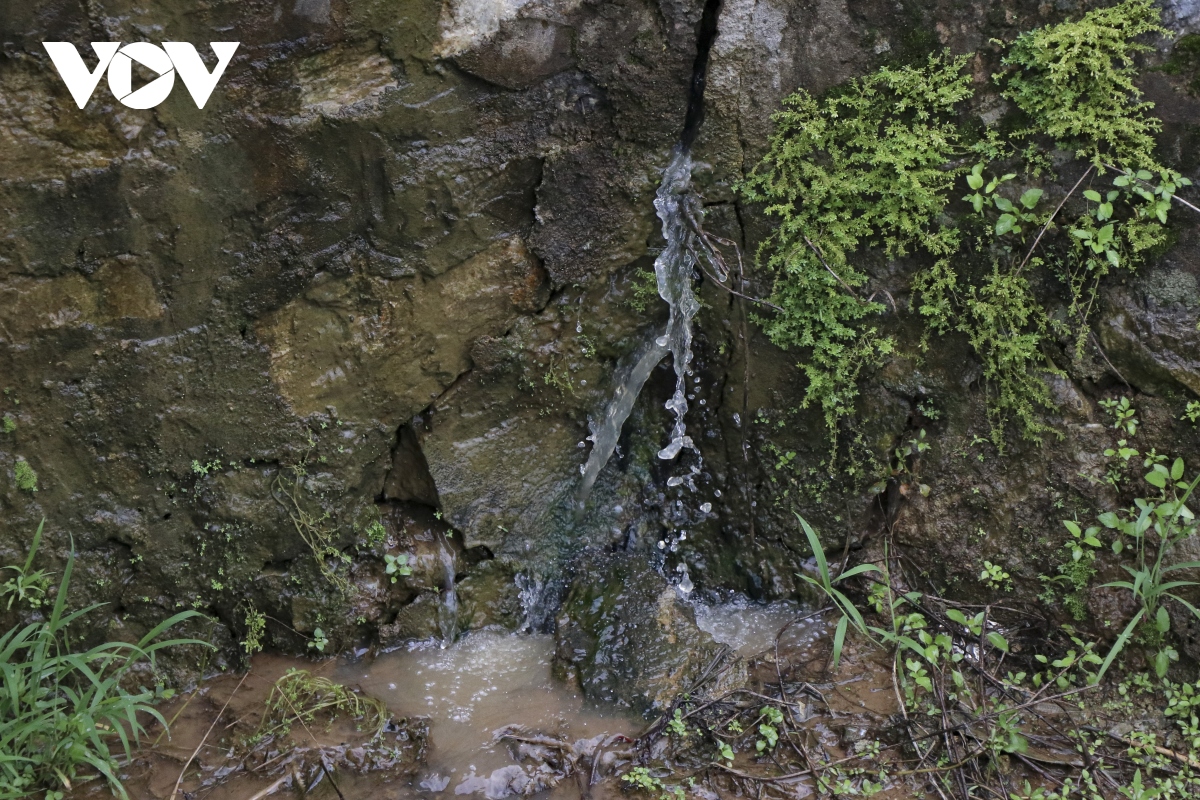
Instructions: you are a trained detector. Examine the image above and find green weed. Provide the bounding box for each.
[13,460,36,493]
[0,527,207,798]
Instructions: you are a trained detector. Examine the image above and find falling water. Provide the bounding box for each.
[436,534,459,648]
[576,148,705,506]
[651,148,703,463]
[575,333,668,503]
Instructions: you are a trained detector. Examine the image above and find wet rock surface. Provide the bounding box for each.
[554,552,724,714]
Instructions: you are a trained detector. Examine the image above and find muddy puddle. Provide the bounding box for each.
[332,631,630,798]
[68,597,849,800]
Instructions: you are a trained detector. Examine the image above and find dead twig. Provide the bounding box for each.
[802,235,868,303]
[244,774,291,800]
[171,671,251,800]
[1017,165,1095,274]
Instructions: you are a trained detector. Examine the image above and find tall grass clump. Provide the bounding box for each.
[0,522,207,799]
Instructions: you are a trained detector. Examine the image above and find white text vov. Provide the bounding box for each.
[43,42,239,110]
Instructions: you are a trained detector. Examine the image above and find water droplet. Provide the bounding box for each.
[714,489,722,498]
[656,335,669,347]
[657,541,666,549]
[700,502,712,513]
[576,322,582,333]
[678,572,694,594]
[699,399,706,405]
[667,476,685,487]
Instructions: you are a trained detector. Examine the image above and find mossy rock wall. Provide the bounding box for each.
[0,0,1198,672]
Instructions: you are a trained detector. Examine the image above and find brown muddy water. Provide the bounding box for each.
[69,599,836,800]
[332,631,628,798]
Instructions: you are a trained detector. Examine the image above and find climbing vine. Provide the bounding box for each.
[743,0,1193,453]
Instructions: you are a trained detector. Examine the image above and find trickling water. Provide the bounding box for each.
[652,148,704,463]
[577,148,708,507]
[436,534,459,648]
[575,334,668,504]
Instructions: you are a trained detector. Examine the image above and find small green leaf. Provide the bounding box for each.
[995,214,1016,236]
[1019,188,1043,209]
[1071,228,1093,240]
[1106,249,1119,268]
[967,172,984,190]
[1146,470,1168,489]
[1097,202,1113,221]
[1083,189,1102,202]
[1063,520,1082,536]
[1172,458,1185,481]
[1157,606,1171,634]
[993,196,1014,212]
[987,632,1010,653]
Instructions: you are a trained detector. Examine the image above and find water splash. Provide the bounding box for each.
[576,148,707,507]
[436,533,459,648]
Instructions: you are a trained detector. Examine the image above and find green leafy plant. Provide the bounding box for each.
[1101,396,1139,436]
[1,415,15,435]
[384,553,412,583]
[796,513,881,668]
[742,1,1193,457]
[190,458,222,476]
[365,520,387,548]
[978,560,1013,592]
[999,0,1168,167]
[308,628,329,654]
[626,267,660,313]
[240,604,266,657]
[755,706,783,753]
[13,459,36,493]
[1087,458,1200,679]
[1182,401,1200,425]
[0,520,51,611]
[0,529,207,799]
[667,708,688,738]
[740,52,970,445]
[621,766,683,800]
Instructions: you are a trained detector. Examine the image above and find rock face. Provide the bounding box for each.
[554,552,723,714]
[0,0,1198,689]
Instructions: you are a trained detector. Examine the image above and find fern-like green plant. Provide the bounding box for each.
[1000,0,1169,167]
[740,52,971,441]
[743,0,1190,457]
